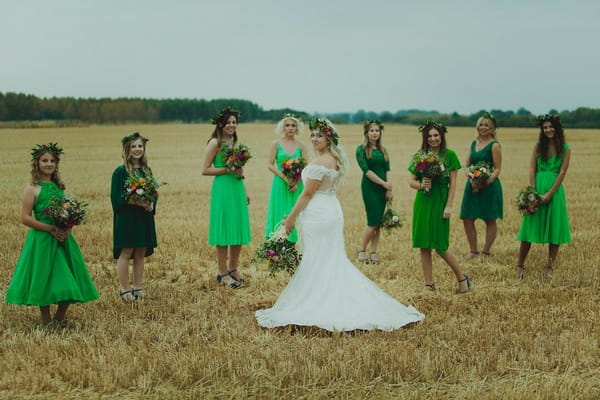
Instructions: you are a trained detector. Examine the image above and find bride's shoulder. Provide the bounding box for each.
[311,154,338,171]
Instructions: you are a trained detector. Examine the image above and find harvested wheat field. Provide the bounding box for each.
[0,123,598,400]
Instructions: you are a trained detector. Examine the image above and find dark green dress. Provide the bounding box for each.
[111,165,157,259]
[460,140,504,220]
[355,145,390,227]
[408,149,461,253]
[517,144,571,244]
[5,182,99,306]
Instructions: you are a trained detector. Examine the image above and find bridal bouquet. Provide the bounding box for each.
[254,226,301,276]
[44,195,88,228]
[411,151,446,194]
[466,161,493,193]
[381,202,405,232]
[515,186,542,216]
[222,143,252,170]
[123,172,165,204]
[281,157,307,187]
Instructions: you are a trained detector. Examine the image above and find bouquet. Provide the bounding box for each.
[123,172,165,204]
[381,202,405,232]
[222,143,252,171]
[515,186,542,216]
[43,195,88,228]
[411,151,446,194]
[281,157,307,188]
[254,226,301,276]
[466,161,493,193]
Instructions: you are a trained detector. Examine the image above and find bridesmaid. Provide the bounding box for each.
[265,113,308,242]
[201,106,251,288]
[516,114,571,279]
[355,120,393,265]
[460,112,503,258]
[408,121,470,293]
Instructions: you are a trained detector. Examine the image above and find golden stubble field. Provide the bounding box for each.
[0,123,598,400]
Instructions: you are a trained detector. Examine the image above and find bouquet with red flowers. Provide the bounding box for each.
[411,151,446,194]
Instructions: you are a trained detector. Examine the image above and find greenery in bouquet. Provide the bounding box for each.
[411,150,447,193]
[43,195,88,228]
[254,227,301,276]
[222,143,252,170]
[381,203,405,232]
[281,157,307,186]
[123,172,165,204]
[516,186,542,216]
[466,161,493,193]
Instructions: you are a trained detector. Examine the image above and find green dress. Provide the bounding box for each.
[208,149,251,246]
[356,145,390,227]
[460,140,504,220]
[265,143,304,242]
[111,165,157,259]
[517,144,571,244]
[5,182,99,306]
[408,149,461,253]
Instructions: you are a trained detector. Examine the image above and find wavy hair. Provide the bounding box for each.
[362,121,388,161]
[537,117,566,160]
[476,116,498,139]
[31,151,65,190]
[208,111,239,146]
[275,116,304,137]
[122,136,150,175]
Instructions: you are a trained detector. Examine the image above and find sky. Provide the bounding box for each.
[1,0,599,115]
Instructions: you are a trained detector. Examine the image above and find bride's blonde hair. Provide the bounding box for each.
[309,118,347,177]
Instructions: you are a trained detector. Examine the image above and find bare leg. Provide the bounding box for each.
[54,303,70,321]
[482,219,497,254]
[40,306,52,325]
[545,244,560,278]
[117,248,134,291]
[228,245,243,280]
[439,250,468,292]
[216,246,236,286]
[369,227,381,264]
[516,241,532,278]
[420,248,434,289]
[132,248,147,298]
[462,219,478,254]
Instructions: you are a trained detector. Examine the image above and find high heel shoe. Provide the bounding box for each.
[357,250,369,264]
[456,274,471,294]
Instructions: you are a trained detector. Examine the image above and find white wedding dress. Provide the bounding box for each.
[256,164,425,332]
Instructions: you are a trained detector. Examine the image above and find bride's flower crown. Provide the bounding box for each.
[308,117,340,145]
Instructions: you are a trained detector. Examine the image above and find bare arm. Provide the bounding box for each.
[283,178,320,232]
[409,174,429,191]
[21,185,65,241]
[443,170,457,219]
[385,170,393,201]
[541,148,571,203]
[365,170,392,190]
[528,145,538,187]
[487,142,502,185]
[201,139,229,177]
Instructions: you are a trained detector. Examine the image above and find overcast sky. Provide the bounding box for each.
[1,0,598,114]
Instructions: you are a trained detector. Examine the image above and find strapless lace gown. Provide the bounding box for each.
[256,164,424,332]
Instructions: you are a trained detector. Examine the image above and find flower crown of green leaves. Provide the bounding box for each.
[364,119,384,130]
[480,111,497,127]
[31,142,64,160]
[536,114,560,126]
[121,132,148,144]
[308,117,340,145]
[281,113,300,120]
[211,106,240,125]
[418,119,447,135]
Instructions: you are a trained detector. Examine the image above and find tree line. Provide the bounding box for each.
[1,92,599,128]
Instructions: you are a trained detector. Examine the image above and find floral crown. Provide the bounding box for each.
[121,132,148,145]
[480,111,497,127]
[31,142,64,160]
[281,113,300,120]
[418,119,447,135]
[364,119,384,130]
[536,114,560,126]
[308,117,340,145]
[211,106,240,125]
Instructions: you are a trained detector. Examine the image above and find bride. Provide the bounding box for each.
[255,118,424,332]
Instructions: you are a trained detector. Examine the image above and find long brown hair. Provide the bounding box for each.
[537,116,566,160]
[208,112,239,146]
[31,151,65,190]
[122,136,150,175]
[362,121,388,161]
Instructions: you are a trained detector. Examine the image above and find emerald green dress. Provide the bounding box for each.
[356,145,390,227]
[5,182,99,306]
[208,149,251,246]
[460,140,504,220]
[265,143,304,242]
[408,149,461,253]
[111,165,157,259]
[517,144,571,244]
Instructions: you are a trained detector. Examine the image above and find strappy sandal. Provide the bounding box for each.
[456,274,471,294]
[543,259,554,279]
[369,252,380,265]
[465,251,480,260]
[357,250,369,264]
[228,269,244,283]
[216,273,242,289]
[424,283,437,291]
[131,288,146,301]
[515,265,526,280]
[119,289,135,303]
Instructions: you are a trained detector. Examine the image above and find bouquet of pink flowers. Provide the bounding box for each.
[411,151,446,194]
[281,157,307,187]
[43,195,88,228]
[254,226,301,276]
[223,143,252,170]
[123,172,165,204]
[466,161,493,193]
[381,202,405,232]
[516,186,542,216]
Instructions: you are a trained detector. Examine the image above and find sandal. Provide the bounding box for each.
[216,273,242,289]
[543,259,554,279]
[456,274,471,294]
[119,289,135,303]
[357,250,369,264]
[481,251,492,257]
[131,288,146,301]
[515,265,526,280]
[465,251,480,260]
[424,283,437,291]
[228,269,244,283]
[369,252,380,265]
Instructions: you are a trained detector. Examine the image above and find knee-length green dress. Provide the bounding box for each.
[265,143,304,242]
[356,145,390,227]
[409,149,461,253]
[460,140,503,220]
[5,182,99,306]
[111,165,157,259]
[517,144,571,244]
[208,149,251,246]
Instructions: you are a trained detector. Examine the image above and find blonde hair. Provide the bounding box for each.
[275,116,304,137]
[476,117,497,139]
[122,137,150,175]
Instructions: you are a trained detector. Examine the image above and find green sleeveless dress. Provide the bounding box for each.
[355,145,390,227]
[517,144,571,244]
[460,140,503,220]
[265,143,304,242]
[408,149,461,253]
[208,148,251,246]
[5,182,99,306]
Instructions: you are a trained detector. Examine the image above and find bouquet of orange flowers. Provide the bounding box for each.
[516,186,542,216]
[223,143,252,170]
[44,195,88,228]
[411,151,446,194]
[466,161,493,193]
[281,157,307,187]
[123,172,164,204]
[254,226,301,276]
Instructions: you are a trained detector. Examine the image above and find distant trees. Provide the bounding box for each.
[1,92,600,128]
